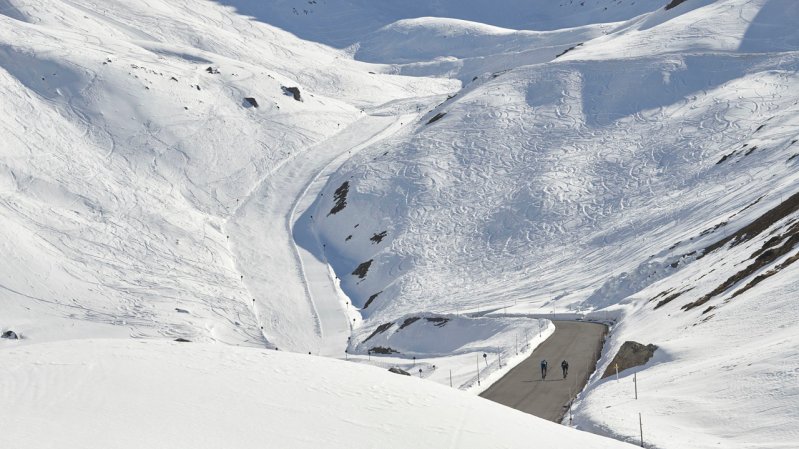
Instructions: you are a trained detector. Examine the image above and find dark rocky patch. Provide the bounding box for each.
[654,287,694,309]
[752,234,785,259]
[363,291,381,309]
[175,308,189,314]
[174,338,191,342]
[649,288,674,302]
[399,317,420,330]
[281,86,302,101]
[351,259,373,279]
[730,252,799,299]
[369,346,399,354]
[388,367,411,376]
[328,181,349,216]
[555,43,583,58]
[491,69,510,79]
[699,191,799,259]
[665,0,689,10]
[205,66,219,74]
[363,322,393,343]
[426,317,450,327]
[716,153,733,164]
[685,220,799,311]
[755,124,766,133]
[426,112,446,125]
[737,196,764,216]
[2,330,19,339]
[244,97,259,108]
[788,154,798,162]
[698,312,715,324]
[744,145,758,156]
[345,235,352,241]
[370,231,387,244]
[601,341,658,379]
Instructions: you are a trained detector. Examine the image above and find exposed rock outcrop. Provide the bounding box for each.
[602,341,658,379]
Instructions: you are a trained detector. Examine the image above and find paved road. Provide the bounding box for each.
[480,321,607,422]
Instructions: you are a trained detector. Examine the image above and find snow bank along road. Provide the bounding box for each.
[480,321,607,422]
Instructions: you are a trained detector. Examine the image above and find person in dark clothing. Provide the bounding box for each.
[540,359,548,380]
[561,360,569,379]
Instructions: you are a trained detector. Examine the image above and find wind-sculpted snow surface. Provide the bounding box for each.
[3,0,799,447]
[215,0,661,48]
[0,339,635,449]
[315,52,799,320]
[214,0,656,81]
[0,0,452,347]
[307,1,799,447]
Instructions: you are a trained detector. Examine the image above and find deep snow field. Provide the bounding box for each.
[2,0,798,448]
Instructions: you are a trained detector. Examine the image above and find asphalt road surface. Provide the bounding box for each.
[480,320,607,422]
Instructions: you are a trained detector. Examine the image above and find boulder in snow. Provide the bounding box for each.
[244,97,259,108]
[2,330,19,339]
[601,341,658,379]
[281,86,302,101]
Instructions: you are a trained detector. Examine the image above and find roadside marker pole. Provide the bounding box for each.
[569,401,573,426]
[615,363,619,382]
[634,373,638,399]
[639,413,644,447]
[476,355,481,386]
[449,370,453,388]
[498,352,502,368]
[568,386,573,425]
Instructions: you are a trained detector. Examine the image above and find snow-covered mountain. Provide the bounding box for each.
[2,0,798,448]
[307,1,799,446]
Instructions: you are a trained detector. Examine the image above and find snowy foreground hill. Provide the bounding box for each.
[1,339,634,449]
[2,0,798,448]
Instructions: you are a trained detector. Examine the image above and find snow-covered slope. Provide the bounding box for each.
[0,339,635,449]
[214,0,659,81]
[2,0,799,448]
[302,1,799,447]
[216,0,661,48]
[0,0,454,349]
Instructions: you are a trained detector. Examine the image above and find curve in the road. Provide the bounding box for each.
[480,320,607,422]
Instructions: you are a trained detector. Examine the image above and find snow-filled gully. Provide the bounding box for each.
[227,111,422,356]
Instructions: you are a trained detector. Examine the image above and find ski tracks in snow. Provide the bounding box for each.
[228,112,422,355]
